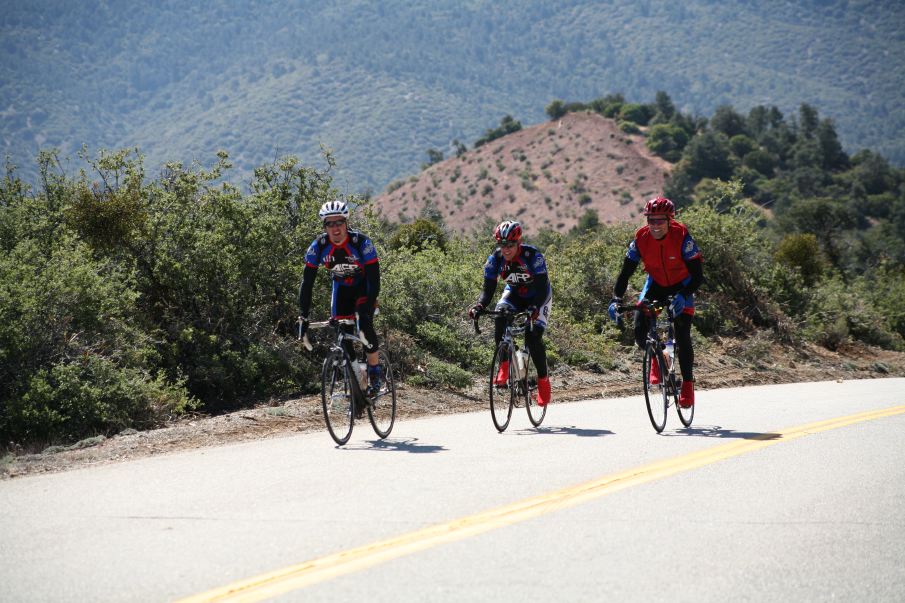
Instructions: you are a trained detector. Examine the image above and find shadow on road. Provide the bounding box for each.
[663,425,782,440]
[344,437,448,453]
[517,425,615,438]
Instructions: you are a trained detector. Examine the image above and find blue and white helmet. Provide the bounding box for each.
[318,200,350,221]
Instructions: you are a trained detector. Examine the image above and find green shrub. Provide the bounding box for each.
[618,103,652,126]
[546,99,567,120]
[414,320,485,370]
[618,120,641,134]
[729,134,757,158]
[646,123,689,162]
[407,355,474,389]
[388,218,447,251]
[5,356,194,445]
[774,233,825,286]
[678,182,791,336]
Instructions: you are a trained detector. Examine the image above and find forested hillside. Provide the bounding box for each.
[2,0,904,193]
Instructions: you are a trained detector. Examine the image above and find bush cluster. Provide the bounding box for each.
[5,90,905,449]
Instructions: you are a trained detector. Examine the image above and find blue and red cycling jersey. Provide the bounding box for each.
[298,230,381,322]
[479,243,552,307]
[303,231,379,287]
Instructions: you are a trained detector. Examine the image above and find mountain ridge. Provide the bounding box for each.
[2,0,903,192]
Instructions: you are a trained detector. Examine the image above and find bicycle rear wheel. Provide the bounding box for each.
[368,350,397,438]
[489,341,515,432]
[321,354,355,445]
[522,350,546,427]
[642,344,668,433]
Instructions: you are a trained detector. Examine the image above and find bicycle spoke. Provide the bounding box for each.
[489,342,514,432]
[523,349,546,427]
[642,345,668,433]
[321,356,354,445]
[368,350,396,438]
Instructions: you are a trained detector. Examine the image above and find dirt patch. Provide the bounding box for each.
[2,338,903,479]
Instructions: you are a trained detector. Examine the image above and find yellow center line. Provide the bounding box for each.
[175,404,905,603]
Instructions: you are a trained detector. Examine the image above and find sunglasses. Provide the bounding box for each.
[647,217,668,224]
[324,219,347,228]
[500,240,519,248]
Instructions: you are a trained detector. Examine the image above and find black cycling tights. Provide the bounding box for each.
[494,319,548,378]
[634,311,694,382]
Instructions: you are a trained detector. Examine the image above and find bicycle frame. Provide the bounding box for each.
[304,317,366,391]
[616,298,691,431]
[640,301,679,395]
[473,308,546,430]
[300,313,397,444]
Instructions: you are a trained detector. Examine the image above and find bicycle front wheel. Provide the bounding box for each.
[642,344,668,433]
[321,355,355,445]
[489,342,515,432]
[674,367,694,428]
[368,350,397,438]
[522,350,546,427]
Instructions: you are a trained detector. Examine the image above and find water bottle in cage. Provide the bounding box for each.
[353,361,368,390]
[515,349,529,380]
[664,338,674,370]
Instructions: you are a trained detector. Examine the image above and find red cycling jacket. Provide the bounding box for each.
[628,221,702,287]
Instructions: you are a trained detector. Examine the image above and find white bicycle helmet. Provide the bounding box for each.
[318,200,350,221]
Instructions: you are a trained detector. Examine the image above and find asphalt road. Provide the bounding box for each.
[2,379,904,602]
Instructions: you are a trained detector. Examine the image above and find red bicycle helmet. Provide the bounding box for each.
[493,220,522,242]
[644,196,675,218]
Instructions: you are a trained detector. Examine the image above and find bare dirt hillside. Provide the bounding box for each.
[372,112,672,235]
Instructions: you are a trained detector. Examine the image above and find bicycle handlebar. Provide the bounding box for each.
[472,308,534,335]
[298,315,362,352]
[614,297,675,320]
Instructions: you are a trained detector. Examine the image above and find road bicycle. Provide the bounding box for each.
[300,314,396,445]
[615,298,693,432]
[473,308,546,431]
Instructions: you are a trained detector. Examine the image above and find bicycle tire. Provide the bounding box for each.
[642,343,668,433]
[676,383,694,427]
[367,350,397,438]
[321,354,355,445]
[675,363,694,427]
[522,349,546,427]
[489,341,515,432]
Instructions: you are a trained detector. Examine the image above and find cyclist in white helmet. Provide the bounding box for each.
[468,220,554,406]
[299,200,383,399]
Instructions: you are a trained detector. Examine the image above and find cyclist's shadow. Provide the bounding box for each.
[662,425,782,440]
[344,437,448,453]
[516,425,615,438]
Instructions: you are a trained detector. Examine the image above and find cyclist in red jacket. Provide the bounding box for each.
[608,197,704,408]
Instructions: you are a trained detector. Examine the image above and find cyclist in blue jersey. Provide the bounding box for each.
[468,220,554,406]
[607,197,704,408]
[298,200,382,399]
